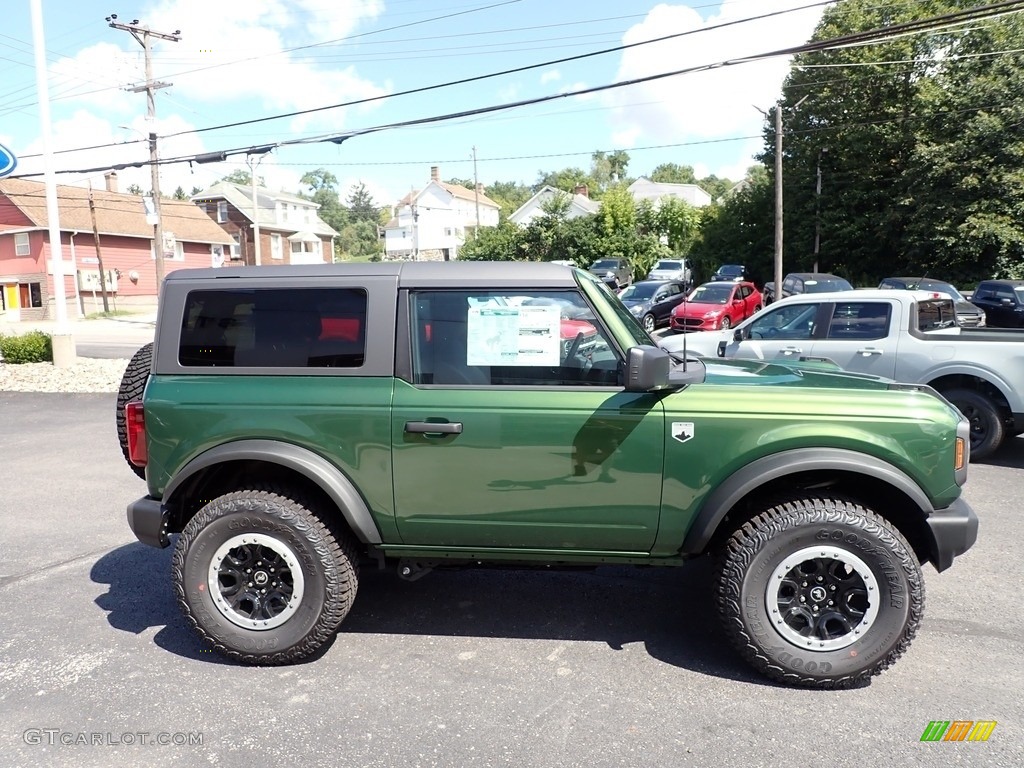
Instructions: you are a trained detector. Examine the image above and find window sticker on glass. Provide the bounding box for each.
[467,306,561,366]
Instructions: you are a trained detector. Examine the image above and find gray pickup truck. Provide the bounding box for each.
[660,289,1024,459]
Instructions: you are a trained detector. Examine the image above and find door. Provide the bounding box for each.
[722,300,826,362]
[808,300,899,378]
[391,288,666,552]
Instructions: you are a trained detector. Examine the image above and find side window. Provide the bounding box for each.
[748,303,820,340]
[782,276,796,293]
[666,284,680,297]
[973,285,993,300]
[178,288,367,368]
[409,290,620,387]
[826,302,891,340]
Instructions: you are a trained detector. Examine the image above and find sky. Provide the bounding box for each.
[1,0,827,209]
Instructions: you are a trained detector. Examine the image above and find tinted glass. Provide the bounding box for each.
[826,302,891,340]
[179,288,367,368]
[409,290,620,387]
[620,283,659,300]
[717,265,743,277]
[804,278,853,293]
[690,284,735,303]
[654,261,681,270]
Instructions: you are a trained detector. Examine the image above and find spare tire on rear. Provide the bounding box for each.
[116,342,153,479]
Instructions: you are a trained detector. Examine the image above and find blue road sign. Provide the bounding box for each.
[0,143,17,178]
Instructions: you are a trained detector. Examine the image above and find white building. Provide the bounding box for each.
[384,167,500,261]
[627,177,712,208]
[507,185,601,227]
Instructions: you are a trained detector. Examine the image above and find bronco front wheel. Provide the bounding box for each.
[714,495,923,688]
[172,487,358,665]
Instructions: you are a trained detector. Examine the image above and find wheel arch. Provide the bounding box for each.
[682,449,935,565]
[163,439,382,545]
[927,372,1015,421]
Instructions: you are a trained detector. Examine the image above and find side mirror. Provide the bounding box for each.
[1001,298,1014,306]
[626,345,705,390]
[626,345,670,391]
[733,328,743,341]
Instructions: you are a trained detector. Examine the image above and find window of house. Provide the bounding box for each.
[19,282,43,308]
[230,234,242,260]
[407,290,620,387]
[178,287,367,369]
[216,201,228,223]
[153,238,184,261]
[271,233,283,260]
[14,233,30,256]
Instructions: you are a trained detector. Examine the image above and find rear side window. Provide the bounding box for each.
[179,288,367,368]
[916,299,958,331]
[826,302,891,339]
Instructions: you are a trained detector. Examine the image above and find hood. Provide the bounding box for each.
[676,300,726,316]
[700,357,891,390]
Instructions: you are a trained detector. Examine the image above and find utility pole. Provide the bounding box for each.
[773,104,783,303]
[247,153,264,265]
[88,185,110,313]
[106,14,181,289]
[472,146,481,239]
[813,147,827,273]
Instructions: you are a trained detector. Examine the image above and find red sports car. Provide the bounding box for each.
[670,281,762,332]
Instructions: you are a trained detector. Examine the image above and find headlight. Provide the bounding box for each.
[630,305,643,315]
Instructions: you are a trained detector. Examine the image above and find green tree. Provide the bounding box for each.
[535,167,590,194]
[190,186,202,196]
[300,168,347,234]
[346,182,380,224]
[459,220,526,261]
[335,220,381,261]
[697,174,733,201]
[220,169,264,187]
[127,183,144,195]
[650,163,697,185]
[485,180,532,221]
[172,185,188,200]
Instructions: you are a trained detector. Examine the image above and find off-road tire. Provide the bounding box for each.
[944,388,1004,461]
[115,342,152,479]
[715,495,923,689]
[172,487,359,665]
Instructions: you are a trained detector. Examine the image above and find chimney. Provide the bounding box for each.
[105,171,118,193]
[574,184,588,198]
[430,166,440,182]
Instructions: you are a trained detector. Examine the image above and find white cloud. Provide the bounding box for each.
[607,1,824,145]
[540,69,561,85]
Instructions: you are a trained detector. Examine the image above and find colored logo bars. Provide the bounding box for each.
[920,721,997,742]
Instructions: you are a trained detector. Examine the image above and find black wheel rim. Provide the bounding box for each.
[208,533,305,630]
[766,545,880,651]
[956,401,988,450]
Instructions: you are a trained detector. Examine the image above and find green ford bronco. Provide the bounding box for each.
[118,262,977,687]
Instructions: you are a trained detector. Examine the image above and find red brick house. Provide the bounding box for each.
[191,182,337,265]
[0,175,234,321]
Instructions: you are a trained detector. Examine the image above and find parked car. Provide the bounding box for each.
[763,272,853,305]
[709,264,753,283]
[646,259,692,288]
[618,279,688,332]
[969,279,1024,328]
[878,277,986,327]
[659,288,1024,459]
[669,280,762,332]
[588,258,631,289]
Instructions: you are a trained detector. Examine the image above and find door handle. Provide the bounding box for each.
[404,421,463,435]
[781,346,803,356]
[857,348,883,357]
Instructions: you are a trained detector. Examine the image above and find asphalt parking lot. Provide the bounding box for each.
[1,391,1021,768]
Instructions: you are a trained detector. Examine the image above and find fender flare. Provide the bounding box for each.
[164,439,382,544]
[680,448,932,554]
[923,363,1021,412]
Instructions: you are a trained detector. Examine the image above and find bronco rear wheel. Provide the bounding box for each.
[115,342,152,480]
[715,495,923,688]
[172,487,358,664]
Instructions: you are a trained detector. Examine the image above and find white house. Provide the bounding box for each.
[507,185,601,227]
[383,167,500,261]
[627,177,712,208]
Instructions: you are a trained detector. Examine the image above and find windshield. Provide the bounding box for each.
[717,265,743,277]
[924,281,965,301]
[804,278,852,293]
[590,259,618,270]
[619,283,658,300]
[689,284,734,304]
[653,261,681,271]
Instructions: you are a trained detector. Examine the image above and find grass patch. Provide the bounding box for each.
[84,309,139,320]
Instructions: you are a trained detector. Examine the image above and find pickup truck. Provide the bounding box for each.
[118,264,976,688]
[660,289,1024,459]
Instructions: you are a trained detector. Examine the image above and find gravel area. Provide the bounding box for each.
[0,357,129,393]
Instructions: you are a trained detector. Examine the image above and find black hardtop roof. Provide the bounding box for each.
[978,278,1024,286]
[164,261,582,289]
